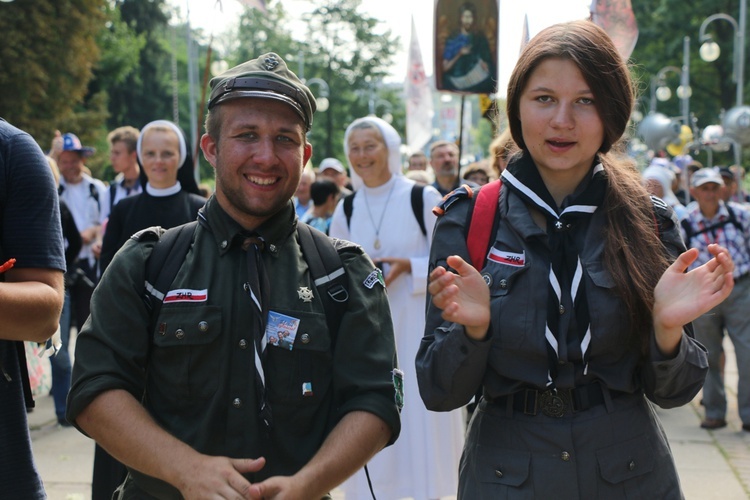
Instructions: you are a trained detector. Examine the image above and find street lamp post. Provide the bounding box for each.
[699,0,746,107]
[700,0,747,165]
[679,36,692,128]
[650,38,692,124]
[369,97,393,123]
[651,66,681,113]
[306,78,330,112]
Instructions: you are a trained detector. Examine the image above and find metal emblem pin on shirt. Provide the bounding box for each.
[297,287,314,302]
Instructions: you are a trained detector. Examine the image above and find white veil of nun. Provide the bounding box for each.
[344,116,403,191]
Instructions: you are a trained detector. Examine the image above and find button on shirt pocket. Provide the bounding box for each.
[596,434,655,486]
[151,305,223,401]
[475,444,530,487]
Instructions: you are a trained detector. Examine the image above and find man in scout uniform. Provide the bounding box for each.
[68,53,401,499]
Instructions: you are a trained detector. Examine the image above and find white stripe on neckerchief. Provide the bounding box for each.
[240,233,273,429]
[501,162,605,389]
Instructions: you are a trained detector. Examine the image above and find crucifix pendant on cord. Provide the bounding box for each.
[374,238,381,250]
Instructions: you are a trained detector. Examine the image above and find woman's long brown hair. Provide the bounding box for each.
[505,20,669,354]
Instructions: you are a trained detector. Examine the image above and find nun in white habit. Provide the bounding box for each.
[330,117,465,500]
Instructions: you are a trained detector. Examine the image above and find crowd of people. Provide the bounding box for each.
[2,18,748,500]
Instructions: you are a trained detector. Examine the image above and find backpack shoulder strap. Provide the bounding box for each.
[680,218,693,243]
[143,221,199,331]
[410,184,427,236]
[88,181,100,211]
[296,223,349,338]
[726,203,740,229]
[109,183,118,211]
[343,192,356,230]
[466,179,502,270]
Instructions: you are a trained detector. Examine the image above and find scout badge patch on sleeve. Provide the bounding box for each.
[392,368,404,411]
[363,268,385,289]
[265,311,301,351]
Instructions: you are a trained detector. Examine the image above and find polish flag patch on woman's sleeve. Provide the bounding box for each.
[487,248,525,267]
[164,289,208,303]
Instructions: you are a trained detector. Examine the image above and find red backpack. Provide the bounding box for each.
[465,179,502,270]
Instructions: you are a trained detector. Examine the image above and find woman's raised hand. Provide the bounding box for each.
[428,255,491,340]
[652,244,734,354]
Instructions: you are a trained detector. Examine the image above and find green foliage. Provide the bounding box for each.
[95,4,146,88]
[0,0,411,183]
[0,0,106,145]
[232,0,402,167]
[630,0,748,166]
[106,0,173,130]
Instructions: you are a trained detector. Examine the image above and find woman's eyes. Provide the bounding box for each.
[144,151,176,159]
[350,145,376,154]
[533,95,594,105]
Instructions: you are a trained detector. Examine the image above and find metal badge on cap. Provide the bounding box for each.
[263,55,279,71]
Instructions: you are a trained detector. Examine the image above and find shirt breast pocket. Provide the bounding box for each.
[585,261,629,352]
[265,309,333,436]
[484,262,530,349]
[151,305,223,401]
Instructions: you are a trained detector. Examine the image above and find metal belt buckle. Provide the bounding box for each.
[539,389,569,418]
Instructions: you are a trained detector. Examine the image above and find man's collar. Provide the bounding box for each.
[202,196,297,256]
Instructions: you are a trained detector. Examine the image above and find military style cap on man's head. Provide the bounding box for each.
[207,52,316,130]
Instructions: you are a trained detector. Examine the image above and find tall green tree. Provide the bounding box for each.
[630,0,747,165]
[106,0,172,129]
[232,0,402,166]
[0,0,106,144]
[303,0,401,165]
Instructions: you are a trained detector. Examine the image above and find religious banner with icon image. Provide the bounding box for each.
[435,0,499,94]
[589,0,638,60]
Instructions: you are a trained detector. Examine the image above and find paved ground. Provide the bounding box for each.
[28,337,749,499]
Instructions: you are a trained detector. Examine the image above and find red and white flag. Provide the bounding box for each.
[589,0,638,60]
[405,16,434,153]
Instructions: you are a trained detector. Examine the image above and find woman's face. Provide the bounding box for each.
[347,127,391,188]
[142,129,181,189]
[519,57,603,188]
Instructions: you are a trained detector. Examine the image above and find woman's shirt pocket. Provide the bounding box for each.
[585,260,630,353]
[482,246,532,349]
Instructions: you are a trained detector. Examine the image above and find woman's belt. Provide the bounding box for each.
[486,382,627,418]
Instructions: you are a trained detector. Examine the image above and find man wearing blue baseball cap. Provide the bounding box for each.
[50,131,107,345]
[68,53,401,499]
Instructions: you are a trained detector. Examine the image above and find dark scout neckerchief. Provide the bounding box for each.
[239,232,273,429]
[501,155,606,391]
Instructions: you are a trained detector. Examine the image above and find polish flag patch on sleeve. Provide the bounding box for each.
[164,289,208,303]
[487,248,525,267]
